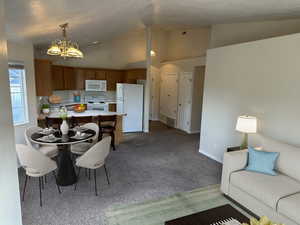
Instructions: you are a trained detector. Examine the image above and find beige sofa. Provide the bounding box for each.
[221,136,300,225]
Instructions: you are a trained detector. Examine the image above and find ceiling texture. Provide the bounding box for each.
[5,0,300,48]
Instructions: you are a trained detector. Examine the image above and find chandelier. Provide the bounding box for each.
[47,23,84,58]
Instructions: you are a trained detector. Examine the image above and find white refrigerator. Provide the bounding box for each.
[116,83,144,132]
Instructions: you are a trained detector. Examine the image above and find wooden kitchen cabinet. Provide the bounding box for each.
[95,69,106,80]
[52,66,76,90]
[34,59,53,96]
[63,67,76,90]
[124,69,146,84]
[52,66,65,90]
[84,69,96,80]
[75,69,85,90]
[106,70,125,91]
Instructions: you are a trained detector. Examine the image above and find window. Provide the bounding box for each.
[8,64,28,125]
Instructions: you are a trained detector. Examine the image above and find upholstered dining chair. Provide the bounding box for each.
[25,126,58,159]
[74,136,111,196]
[71,122,99,156]
[16,144,61,207]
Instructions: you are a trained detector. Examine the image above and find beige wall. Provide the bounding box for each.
[0,0,22,223]
[7,41,38,144]
[210,18,300,48]
[201,33,300,162]
[36,29,147,69]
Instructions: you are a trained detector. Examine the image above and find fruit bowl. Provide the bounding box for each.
[73,104,86,113]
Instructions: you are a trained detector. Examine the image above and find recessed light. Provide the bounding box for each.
[92,41,100,44]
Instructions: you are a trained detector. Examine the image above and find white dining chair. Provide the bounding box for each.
[16,144,61,207]
[25,126,59,159]
[71,122,99,156]
[74,136,111,196]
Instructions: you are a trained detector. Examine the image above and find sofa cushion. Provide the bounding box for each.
[230,170,300,209]
[245,147,279,176]
[277,193,300,224]
[261,136,300,182]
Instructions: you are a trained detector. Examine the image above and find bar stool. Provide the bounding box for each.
[98,115,117,150]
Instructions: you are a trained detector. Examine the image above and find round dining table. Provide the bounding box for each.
[31,129,96,186]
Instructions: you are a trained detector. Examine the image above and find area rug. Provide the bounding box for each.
[104,184,249,225]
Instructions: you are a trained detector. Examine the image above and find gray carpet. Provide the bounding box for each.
[19,122,222,225]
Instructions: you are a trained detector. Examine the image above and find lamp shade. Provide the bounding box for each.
[236,115,257,133]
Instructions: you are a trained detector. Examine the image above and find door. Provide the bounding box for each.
[160,73,178,119]
[123,84,143,132]
[177,72,193,132]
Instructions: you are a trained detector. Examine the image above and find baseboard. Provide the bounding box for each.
[199,148,223,163]
[187,130,200,134]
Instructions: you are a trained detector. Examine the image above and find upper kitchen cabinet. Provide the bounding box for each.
[124,69,147,84]
[63,67,76,90]
[84,69,96,80]
[95,69,106,80]
[52,66,65,90]
[34,59,53,96]
[52,65,76,90]
[106,70,125,91]
[75,69,85,90]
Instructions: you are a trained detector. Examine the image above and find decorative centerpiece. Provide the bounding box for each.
[73,104,86,113]
[59,106,69,135]
[242,216,284,225]
[41,104,50,114]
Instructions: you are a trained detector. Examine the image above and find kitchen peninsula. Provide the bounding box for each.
[38,110,125,145]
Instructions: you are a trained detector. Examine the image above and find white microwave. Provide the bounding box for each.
[85,80,107,92]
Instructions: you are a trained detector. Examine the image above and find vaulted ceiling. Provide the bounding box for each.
[5,0,300,47]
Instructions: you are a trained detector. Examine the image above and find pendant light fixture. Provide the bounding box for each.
[47,23,84,58]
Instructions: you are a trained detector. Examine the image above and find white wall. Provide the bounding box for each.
[210,18,300,48]
[36,29,147,69]
[8,41,38,144]
[165,28,210,61]
[201,33,300,162]
[0,0,22,223]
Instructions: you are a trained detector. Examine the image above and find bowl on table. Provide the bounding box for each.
[73,104,86,113]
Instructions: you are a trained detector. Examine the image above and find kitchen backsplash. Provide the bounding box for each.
[38,90,116,107]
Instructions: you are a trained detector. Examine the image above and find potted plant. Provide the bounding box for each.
[41,104,50,114]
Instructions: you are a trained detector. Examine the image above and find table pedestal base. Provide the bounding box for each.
[56,145,77,186]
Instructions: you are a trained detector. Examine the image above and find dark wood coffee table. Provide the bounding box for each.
[165,204,249,225]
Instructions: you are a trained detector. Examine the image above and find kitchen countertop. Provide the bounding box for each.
[38,110,125,120]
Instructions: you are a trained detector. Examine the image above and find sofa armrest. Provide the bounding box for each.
[221,150,248,195]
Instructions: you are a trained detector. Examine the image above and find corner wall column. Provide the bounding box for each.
[0,0,23,224]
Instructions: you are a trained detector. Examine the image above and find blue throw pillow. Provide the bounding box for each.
[245,147,279,176]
